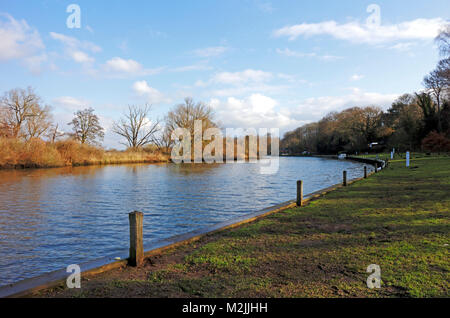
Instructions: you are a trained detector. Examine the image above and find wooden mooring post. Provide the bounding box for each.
[297,180,303,207]
[364,166,367,179]
[343,170,347,186]
[375,162,378,173]
[128,211,144,266]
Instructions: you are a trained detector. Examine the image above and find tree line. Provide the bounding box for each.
[0,88,216,154]
[281,26,450,155]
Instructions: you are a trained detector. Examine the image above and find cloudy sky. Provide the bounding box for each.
[0,0,448,148]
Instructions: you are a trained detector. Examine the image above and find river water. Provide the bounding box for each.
[0,157,369,286]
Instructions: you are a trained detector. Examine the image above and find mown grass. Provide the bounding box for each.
[35,156,449,298]
[357,151,450,162]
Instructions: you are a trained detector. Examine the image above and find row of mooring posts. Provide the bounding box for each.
[128,162,381,266]
[296,163,380,208]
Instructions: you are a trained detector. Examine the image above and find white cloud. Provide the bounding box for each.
[350,74,364,81]
[132,80,169,104]
[276,48,343,61]
[210,94,301,129]
[53,96,90,111]
[193,46,229,58]
[209,88,398,133]
[171,63,213,72]
[0,13,44,61]
[105,57,142,73]
[0,13,46,73]
[50,32,100,65]
[102,57,163,77]
[276,48,316,58]
[50,32,101,52]
[211,69,273,85]
[195,69,294,97]
[70,51,94,64]
[293,88,399,120]
[389,42,416,51]
[209,84,288,98]
[273,18,446,45]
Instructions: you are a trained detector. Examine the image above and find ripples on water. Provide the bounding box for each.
[0,157,369,286]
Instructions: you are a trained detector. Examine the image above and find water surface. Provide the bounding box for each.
[0,157,369,286]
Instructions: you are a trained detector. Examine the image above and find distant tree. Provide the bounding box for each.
[384,94,415,128]
[423,69,446,132]
[421,131,450,152]
[68,108,104,145]
[0,106,12,137]
[112,104,160,149]
[415,92,438,138]
[436,58,450,88]
[387,102,423,151]
[153,125,174,153]
[166,98,217,150]
[0,87,42,138]
[46,123,65,143]
[166,98,216,135]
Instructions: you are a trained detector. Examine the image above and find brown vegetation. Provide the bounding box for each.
[0,137,168,169]
[421,131,450,152]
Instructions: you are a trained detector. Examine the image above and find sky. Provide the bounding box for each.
[0,0,449,149]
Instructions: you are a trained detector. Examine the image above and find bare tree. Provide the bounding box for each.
[68,108,104,145]
[436,24,450,57]
[153,125,174,153]
[0,106,12,137]
[24,104,53,140]
[436,58,450,89]
[46,123,65,143]
[112,104,160,149]
[0,87,41,138]
[166,97,217,137]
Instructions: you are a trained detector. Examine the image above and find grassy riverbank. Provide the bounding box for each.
[34,156,449,298]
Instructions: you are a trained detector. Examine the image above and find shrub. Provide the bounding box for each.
[421,131,450,152]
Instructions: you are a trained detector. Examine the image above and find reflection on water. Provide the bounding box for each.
[0,157,368,286]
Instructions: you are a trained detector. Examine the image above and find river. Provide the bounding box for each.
[0,157,369,286]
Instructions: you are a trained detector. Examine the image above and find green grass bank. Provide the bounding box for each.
[34,156,449,298]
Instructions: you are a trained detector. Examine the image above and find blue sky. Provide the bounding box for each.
[0,0,449,148]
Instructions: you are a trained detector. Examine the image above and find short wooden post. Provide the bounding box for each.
[343,170,347,186]
[375,163,378,173]
[364,166,367,178]
[296,180,303,207]
[128,211,144,266]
